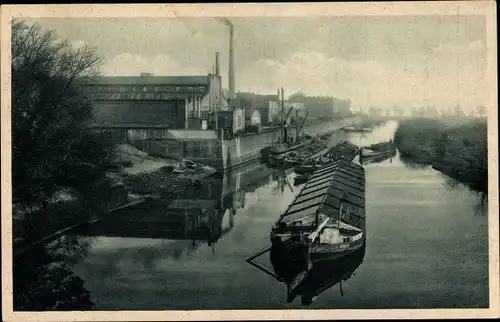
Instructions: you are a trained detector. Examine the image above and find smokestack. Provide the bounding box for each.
[228,23,235,99]
[215,52,220,76]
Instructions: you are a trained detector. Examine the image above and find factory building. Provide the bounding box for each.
[89,53,226,130]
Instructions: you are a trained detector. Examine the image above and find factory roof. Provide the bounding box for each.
[95,75,210,86]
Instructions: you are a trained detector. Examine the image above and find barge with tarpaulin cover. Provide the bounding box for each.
[270,160,366,269]
[294,141,359,175]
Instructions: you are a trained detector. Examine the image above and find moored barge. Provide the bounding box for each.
[359,140,396,164]
[270,160,366,270]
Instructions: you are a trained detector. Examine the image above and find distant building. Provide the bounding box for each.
[268,101,306,124]
[288,93,351,119]
[333,98,351,116]
[87,73,226,130]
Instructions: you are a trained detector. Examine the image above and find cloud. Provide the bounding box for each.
[102,40,487,112]
[234,40,487,110]
[70,40,86,50]
[103,53,207,76]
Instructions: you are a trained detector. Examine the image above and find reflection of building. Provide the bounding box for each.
[77,160,284,250]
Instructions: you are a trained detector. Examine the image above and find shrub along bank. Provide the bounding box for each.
[394,118,488,194]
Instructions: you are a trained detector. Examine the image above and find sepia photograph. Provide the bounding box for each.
[1,2,498,321]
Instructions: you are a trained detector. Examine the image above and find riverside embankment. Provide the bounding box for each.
[393,118,488,195]
[13,143,217,257]
[125,116,364,170]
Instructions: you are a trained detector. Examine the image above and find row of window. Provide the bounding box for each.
[93,93,197,100]
[90,85,206,93]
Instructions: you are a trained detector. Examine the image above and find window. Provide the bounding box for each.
[237,115,242,128]
[201,111,209,120]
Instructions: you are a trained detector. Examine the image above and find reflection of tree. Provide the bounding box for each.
[443,176,488,216]
[399,154,429,169]
[47,235,95,266]
[14,244,94,311]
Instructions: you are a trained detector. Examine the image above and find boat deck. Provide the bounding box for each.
[276,160,366,231]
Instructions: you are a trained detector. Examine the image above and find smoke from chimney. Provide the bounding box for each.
[217,17,235,99]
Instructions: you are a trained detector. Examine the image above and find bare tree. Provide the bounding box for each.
[12,20,116,223]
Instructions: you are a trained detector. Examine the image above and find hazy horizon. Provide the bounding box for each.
[29,16,487,112]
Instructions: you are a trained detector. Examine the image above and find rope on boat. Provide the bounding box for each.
[246,244,272,262]
[245,244,280,280]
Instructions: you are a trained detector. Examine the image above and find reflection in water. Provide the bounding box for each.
[15,161,289,311]
[72,161,287,251]
[270,242,366,305]
[442,176,488,216]
[14,241,95,311]
[398,154,430,170]
[15,120,489,310]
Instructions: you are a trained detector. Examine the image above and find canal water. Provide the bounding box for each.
[50,120,488,310]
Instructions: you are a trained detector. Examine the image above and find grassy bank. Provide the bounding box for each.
[394,118,488,194]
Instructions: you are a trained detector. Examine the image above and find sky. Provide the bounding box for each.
[32,16,487,111]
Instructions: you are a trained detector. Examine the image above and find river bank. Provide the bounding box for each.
[13,144,216,253]
[393,118,488,195]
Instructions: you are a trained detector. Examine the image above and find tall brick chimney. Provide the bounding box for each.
[215,52,220,76]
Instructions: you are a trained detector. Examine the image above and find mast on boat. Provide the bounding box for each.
[279,88,283,143]
[281,87,287,144]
